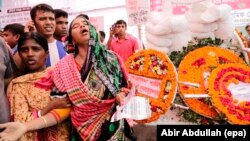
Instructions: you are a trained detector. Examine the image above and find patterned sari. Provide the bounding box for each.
[7,68,70,141]
[52,17,127,141]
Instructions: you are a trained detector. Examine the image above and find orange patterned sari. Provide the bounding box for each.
[7,68,70,141]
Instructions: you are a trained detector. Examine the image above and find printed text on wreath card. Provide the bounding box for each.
[129,74,161,98]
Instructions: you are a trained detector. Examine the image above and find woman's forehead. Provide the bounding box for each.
[72,17,86,23]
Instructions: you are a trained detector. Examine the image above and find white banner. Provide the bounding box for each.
[232,9,250,27]
[126,0,150,26]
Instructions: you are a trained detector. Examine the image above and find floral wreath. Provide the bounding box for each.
[125,49,177,123]
[178,46,245,119]
[234,28,250,62]
[208,63,250,124]
[235,28,249,49]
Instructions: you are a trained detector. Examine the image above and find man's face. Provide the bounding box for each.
[247,26,250,36]
[3,30,18,48]
[115,23,126,36]
[55,16,68,38]
[0,31,3,37]
[100,35,105,43]
[34,10,55,38]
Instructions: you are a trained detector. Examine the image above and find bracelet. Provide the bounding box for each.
[41,117,48,128]
[38,110,41,117]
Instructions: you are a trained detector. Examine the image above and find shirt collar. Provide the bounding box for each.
[115,34,129,42]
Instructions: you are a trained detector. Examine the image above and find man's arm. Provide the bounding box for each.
[107,25,117,49]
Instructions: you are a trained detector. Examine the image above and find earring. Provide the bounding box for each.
[66,44,75,53]
[64,41,75,54]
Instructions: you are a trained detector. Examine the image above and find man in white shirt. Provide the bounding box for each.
[25,3,66,67]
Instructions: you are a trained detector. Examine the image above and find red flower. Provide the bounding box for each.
[182,70,187,74]
[151,106,157,112]
[219,57,229,64]
[182,85,189,90]
[160,65,166,70]
[152,61,158,66]
[191,58,205,67]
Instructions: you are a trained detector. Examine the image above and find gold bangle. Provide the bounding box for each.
[41,117,48,128]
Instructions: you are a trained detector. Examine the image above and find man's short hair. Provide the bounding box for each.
[116,19,127,27]
[245,24,250,31]
[54,9,68,19]
[3,23,24,36]
[30,3,54,21]
[99,30,105,38]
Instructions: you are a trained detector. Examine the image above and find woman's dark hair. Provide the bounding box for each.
[78,14,89,20]
[18,32,48,52]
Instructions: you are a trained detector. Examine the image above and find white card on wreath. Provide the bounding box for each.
[111,86,152,122]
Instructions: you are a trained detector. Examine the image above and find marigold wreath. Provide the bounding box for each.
[125,49,177,123]
[208,63,250,124]
[234,28,250,63]
[178,46,245,119]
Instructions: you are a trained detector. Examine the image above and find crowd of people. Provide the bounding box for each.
[0,3,139,141]
[1,2,250,141]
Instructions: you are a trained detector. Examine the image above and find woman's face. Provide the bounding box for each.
[19,39,48,73]
[71,17,90,45]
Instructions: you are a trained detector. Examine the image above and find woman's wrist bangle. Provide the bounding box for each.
[41,117,48,128]
[38,110,41,117]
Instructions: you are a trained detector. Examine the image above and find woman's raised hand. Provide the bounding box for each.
[115,87,131,105]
